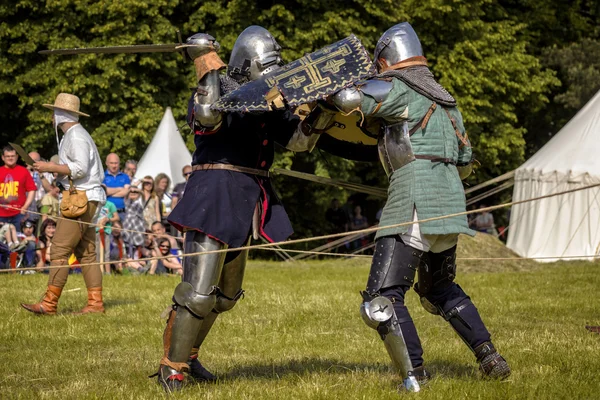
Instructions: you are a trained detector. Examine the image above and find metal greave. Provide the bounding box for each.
[192,247,249,350]
[167,231,227,364]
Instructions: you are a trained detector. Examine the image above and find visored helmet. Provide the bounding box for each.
[374,22,423,71]
[227,26,284,83]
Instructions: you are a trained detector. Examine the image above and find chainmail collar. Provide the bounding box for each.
[220,74,241,95]
[378,65,456,107]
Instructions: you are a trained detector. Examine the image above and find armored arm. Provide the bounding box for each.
[285,104,337,152]
[192,72,222,131]
[185,34,226,132]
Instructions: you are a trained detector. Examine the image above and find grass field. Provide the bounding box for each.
[1,251,600,399]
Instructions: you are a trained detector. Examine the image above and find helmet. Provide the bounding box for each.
[184,33,220,61]
[227,26,284,83]
[374,22,423,71]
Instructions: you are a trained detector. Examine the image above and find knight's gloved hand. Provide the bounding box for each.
[301,103,337,135]
[183,33,221,60]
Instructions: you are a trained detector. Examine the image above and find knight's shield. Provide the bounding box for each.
[211,35,376,112]
[316,113,380,162]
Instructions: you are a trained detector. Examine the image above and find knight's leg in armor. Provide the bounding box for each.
[158,231,227,392]
[415,245,510,379]
[187,246,248,383]
[360,236,429,392]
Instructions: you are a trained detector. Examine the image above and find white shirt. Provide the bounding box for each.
[57,124,106,203]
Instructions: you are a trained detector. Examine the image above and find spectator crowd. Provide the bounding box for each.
[1,143,504,270]
[0,145,192,275]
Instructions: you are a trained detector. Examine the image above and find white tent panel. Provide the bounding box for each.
[507,89,600,261]
[135,107,192,190]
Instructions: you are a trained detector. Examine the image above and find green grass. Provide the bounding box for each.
[1,258,599,399]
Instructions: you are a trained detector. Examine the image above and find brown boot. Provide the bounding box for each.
[21,285,62,315]
[74,287,105,314]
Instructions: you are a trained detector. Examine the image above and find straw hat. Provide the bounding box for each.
[42,93,90,117]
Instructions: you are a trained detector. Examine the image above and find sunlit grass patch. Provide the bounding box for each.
[1,258,599,399]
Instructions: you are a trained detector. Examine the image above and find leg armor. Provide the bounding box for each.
[187,242,249,383]
[158,231,227,391]
[361,236,426,392]
[366,236,423,294]
[360,293,420,392]
[415,245,492,354]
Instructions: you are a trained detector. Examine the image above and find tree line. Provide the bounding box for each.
[1,0,599,241]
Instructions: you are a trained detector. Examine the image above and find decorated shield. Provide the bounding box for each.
[317,113,380,162]
[211,34,376,112]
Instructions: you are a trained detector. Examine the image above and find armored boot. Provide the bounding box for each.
[74,287,105,314]
[187,347,217,383]
[412,365,432,386]
[21,285,62,315]
[475,342,510,379]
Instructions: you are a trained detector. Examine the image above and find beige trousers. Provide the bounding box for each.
[48,202,102,289]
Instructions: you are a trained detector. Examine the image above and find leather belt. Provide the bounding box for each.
[192,163,270,177]
[415,155,457,165]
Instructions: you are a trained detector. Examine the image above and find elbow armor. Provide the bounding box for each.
[193,70,222,129]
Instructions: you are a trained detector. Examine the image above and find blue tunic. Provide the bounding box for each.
[168,110,299,248]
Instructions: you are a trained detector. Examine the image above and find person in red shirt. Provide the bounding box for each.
[0,146,37,232]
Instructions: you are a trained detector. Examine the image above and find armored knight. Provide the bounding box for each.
[322,22,510,391]
[156,26,321,392]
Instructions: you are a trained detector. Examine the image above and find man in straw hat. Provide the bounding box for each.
[21,93,107,315]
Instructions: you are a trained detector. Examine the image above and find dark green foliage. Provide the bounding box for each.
[1,0,598,239]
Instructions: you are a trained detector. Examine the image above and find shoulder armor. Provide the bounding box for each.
[359,79,393,103]
[332,86,363,113]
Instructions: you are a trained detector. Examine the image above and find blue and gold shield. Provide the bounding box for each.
[211,35,376,112]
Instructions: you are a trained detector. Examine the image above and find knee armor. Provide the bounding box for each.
[173,282,216,319]
[366,236,423,294]
[414,245,457,296]
[213,288,245,313]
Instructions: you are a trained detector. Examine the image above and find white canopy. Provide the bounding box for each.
[507,90,600,261]
[135,107,192,190]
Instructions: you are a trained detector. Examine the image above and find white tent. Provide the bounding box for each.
[135,107,192,189]
[507,90,600,261]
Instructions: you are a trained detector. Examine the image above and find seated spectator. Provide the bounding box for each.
[124,231,150,274]
[36,219,56,271]
[107,221,127,273]
[0,222,20,250]
[142,176,161,230]
[20,220,38,268]
[472,204,496,234]
[149,237,182,275]
[140,229,155,259]
[151,221,179,252]
[122,185,146,258]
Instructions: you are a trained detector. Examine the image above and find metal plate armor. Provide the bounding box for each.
[378,121,416,177]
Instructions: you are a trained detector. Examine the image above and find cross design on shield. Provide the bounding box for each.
[283,75,307,89]
[266,44,352,95]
